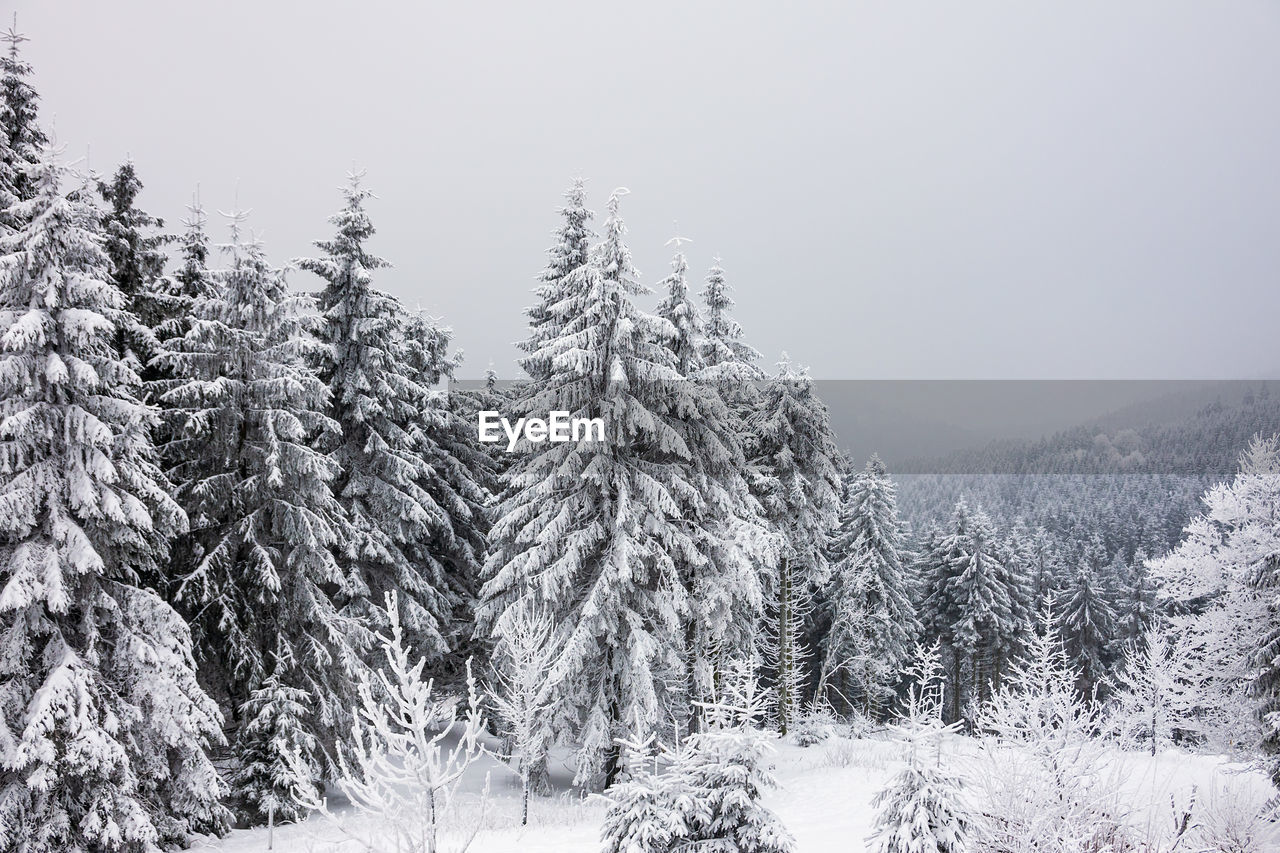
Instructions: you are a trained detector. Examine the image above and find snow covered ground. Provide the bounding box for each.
[188,733,1274,853]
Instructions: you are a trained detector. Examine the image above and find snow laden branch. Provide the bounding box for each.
[292,592,489,853]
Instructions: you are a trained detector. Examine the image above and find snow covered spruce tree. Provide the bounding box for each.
[1024,524,1062,631]
[402,311,493,666]
[0,23,46,221]
[696,257,766,493]
[479,188,713,789]
[160,211,367,823]
[232,672,321,824]
[520,177,593,383]
[665,725,796,853]
[698,257,764,383]
[919,500,1032,722]
[868,643,972,853]
[151,200,216,485]
[97,160,173,388]
[300,173,485,666]
[602,657,795,853]
[1114,547,1156,651]
[1055,562,1117,699]
[995,524,1037,672]
[919,502,968,722]
[947,506,1016,712]
[750,355,842,734]
[165,198,216,339]
[655,237,774,731]
[0,147,228,852]
[820,454,919,717]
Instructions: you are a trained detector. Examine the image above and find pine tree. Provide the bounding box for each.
[751,355,842,734]
[1027,525,1060,625]
[478,188,697,789]
[655,237,702,376]
[821,455,920,717]
[920,500,973,722]
[945,506,1012,715]
[152,197,215,459]
[520,177,593,383]
[300,173,478,664]
[164,196,217,336]
[1232,436,1280,766]
[671,729,796,853]
[993,525,1036,690]
[602,659,795,853]
[0,148,228,852]
[97,160,172,385]
[598,738,676,853]
[399,311,491,668]
[160,211,368,821]
[868,642,971,853]
[868,764,973,853]
[0,22,45,220]
[654,236,774,730]
[232,672,320,823]
[699,257,763,382]
[1055,563,1117,699]
[1115,548,1156,651]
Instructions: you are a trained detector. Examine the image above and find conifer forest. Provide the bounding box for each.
[1,6,1279,852]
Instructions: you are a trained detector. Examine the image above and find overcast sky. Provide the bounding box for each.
[16,1,1280,378]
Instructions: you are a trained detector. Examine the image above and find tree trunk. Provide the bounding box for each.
[686,612,703,735]
[522,774,529,826]
[777,555,791,736]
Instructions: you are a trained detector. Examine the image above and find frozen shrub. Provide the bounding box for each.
[972,610,1134,853]
[292,593,489,853]
[868,642,973,853]
[1190,781,1280,853]
[790,702,840,747]
[601,657,795,853]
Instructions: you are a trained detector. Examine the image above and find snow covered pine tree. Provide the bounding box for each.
[655,236,775,732]
[602,656,795,853]
[751,356,842,734]
[480,188,728,788]
[300,172,485,667]
[868,643,972,853]
[821,455,919,717]
[0,145,229,852]
[96,160,173,391]
[160,211,368,823]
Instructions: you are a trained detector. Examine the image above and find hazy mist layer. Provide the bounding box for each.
[20,1,1280,379]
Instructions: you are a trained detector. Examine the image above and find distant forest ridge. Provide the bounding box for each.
[887,384,1280,561]
[829,379,1280,476]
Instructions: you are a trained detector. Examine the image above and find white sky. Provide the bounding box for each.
[17,1,1280,378]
